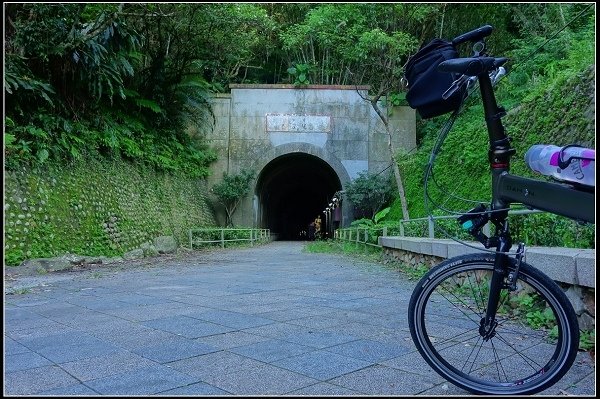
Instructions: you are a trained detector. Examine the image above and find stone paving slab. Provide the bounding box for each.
[3,241,596,396]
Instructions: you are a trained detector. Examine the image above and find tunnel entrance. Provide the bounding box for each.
[256,153,342,240]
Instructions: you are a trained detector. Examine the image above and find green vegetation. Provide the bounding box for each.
[4,3,595,265]
[303,240,382,263]
[390,261,430,281]
[344,172,395,220]
[211,170,256,227]
[6,4,594,175]
[303,240,340,254]
[579,330,595,352]
[386,4,595,249]
[8,288,32,295]
[4,158,215,266]
[4,4,219,177]
[287,63,313,86]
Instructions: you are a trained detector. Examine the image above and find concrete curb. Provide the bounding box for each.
[379,236,595,288]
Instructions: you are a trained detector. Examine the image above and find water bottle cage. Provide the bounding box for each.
[558,144,595,170]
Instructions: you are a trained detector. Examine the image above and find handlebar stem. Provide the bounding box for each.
[478,72,514,219]
[480,73,508,160]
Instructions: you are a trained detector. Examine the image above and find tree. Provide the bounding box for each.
[5,3,139,115]
[211,170,256,227]
[4,3,218,176]
[344,171,394,220]
[277,4,444,220]
[344,5,440,222]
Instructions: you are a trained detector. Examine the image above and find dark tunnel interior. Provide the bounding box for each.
[256,153,341,240]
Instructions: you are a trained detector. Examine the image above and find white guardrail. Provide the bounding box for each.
[189,228,271,249]
[335,209,545,247]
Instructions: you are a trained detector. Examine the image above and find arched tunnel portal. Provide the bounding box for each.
[256,153,342,240]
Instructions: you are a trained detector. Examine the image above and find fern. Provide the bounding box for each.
[4,55,55,105]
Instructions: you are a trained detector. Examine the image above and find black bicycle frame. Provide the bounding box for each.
[477,69,595,334]
[479,70,595,225]
[496,175,594,224]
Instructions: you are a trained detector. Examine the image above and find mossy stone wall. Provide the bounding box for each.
[4,158,216,266]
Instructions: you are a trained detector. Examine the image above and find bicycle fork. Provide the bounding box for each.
[459,208,526,340]
[480,247,508,340]
[480,232,525,340]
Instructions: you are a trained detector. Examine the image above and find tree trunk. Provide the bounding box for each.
[558,4,566,26]
[369,97,410,221]
[439,3,447,37]
[224,207,233,227]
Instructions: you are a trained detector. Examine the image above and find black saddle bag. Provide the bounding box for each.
[405,38,466,119]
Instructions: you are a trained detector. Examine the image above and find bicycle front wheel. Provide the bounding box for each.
[408,254,579,395]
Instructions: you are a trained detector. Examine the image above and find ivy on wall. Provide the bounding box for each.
[4,158,216,266]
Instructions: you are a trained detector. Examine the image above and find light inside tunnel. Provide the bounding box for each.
[256,153,341,240]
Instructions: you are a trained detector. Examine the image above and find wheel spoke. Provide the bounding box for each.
[494,330,545,371]
[490,339,509,383]
[409,257,577,395]
[464,335,484,374]
[427,327,481,352]
[433,284,483,327]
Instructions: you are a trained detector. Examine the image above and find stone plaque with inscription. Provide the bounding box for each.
[265,114,331,133]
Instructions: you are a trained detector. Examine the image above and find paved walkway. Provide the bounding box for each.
[4,242,595,396]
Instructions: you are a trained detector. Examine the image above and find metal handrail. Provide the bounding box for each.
[335,209,546,248]
[397,209,545,238]
[335,226,389,248]
[189,228,271,249]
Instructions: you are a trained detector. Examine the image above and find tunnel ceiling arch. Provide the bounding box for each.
[256,153,341,240]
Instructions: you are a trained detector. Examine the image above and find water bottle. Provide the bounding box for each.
[524,144,595,187]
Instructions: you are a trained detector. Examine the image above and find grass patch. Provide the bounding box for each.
[579,329,595,353]
[386,260,430,281]
[303,240,341,254]
[304,239,431,280]
[303,240,382,262]
[9,287,32,295]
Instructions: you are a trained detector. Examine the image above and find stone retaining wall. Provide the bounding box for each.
[4,159,215,266]
[380,236,595,331]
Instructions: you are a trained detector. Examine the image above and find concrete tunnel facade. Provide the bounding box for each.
[204,84,416,239]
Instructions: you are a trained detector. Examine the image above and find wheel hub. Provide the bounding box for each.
[479,317,498,340]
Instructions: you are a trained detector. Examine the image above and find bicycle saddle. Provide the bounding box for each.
[438,57,508,77]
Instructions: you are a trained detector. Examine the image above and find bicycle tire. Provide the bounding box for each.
[408,253,579,395]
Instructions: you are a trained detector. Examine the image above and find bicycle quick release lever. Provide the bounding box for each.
[491,66,506,85]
